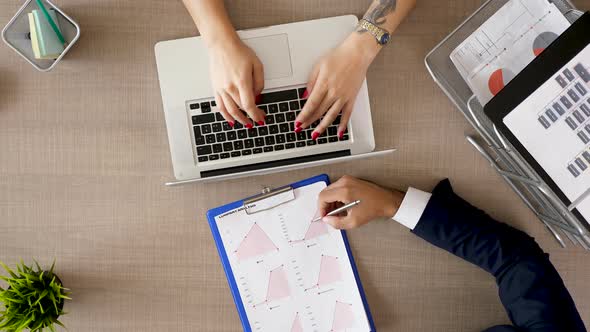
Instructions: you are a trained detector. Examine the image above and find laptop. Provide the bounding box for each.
[155,15,393,185]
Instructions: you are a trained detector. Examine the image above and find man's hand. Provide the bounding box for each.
[209,38,266,128]
[318,176,404,230]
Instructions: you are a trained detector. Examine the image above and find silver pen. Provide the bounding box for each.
[312,200,361,222]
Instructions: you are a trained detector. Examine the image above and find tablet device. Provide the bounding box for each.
[485,12,590,230]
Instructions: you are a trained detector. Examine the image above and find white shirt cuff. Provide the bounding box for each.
[392,187,432,230]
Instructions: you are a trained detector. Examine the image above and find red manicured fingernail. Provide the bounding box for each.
[257,120,265,126]
[255,94,261,104]
[295,121,302,127]
[228,121,234,128]
[294,127,302,133]
[311,132,319,140]
[246,123,253,129]
[338,131,344,139]
[302,89,309,99]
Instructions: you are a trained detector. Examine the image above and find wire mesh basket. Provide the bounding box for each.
[425,0,590,249]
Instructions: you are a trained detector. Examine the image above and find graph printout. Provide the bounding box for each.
[504,45,590,223]
[450,0,570,105]
[214,181,371,331]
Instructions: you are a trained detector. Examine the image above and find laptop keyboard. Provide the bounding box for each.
[189,87,349,163]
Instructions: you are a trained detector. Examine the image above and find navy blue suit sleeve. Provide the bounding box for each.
[411,180,586,332]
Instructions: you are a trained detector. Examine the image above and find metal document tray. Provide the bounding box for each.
[425,0,589,249]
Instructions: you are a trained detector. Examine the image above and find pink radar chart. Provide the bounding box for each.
[255,265,291,307]
[331,301,355,331]
[289,212,330,244]
[305,255,342,292]
[234,223,278,261]
[317,255,341,286]
[304,221,329,239]
[291,313,303,332]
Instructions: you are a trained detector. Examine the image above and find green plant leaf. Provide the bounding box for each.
[3,297,25,304]
[0,260,69,332]
[32,289,48,307]
[53,319,65,328]
[0,261,17,278]
[30,317,44,331]
[16,315,34,331]
[9,286,25,298]
[49,260,55,275]
[33,259,42,272]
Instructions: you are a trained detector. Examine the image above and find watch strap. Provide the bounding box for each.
[358,19,389,44]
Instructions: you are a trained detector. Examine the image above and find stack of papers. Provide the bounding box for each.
[450,0,571,105]
[28,9,64,59]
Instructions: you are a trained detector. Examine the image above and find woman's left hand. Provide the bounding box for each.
[295,33,380,140]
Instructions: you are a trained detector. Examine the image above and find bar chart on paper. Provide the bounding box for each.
[212,181,372,331]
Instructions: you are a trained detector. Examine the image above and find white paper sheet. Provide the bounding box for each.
[214,181,371,332]
[503,45,590,223]
[450,0,570,105]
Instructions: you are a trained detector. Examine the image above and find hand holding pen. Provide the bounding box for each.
[317,176,405,230]
[313,200,361,222]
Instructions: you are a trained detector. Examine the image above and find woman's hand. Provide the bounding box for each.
[209,38,266,128]
[318,176,404,230]
[295,33,380,139]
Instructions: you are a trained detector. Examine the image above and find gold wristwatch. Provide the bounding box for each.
[357,19,391,45]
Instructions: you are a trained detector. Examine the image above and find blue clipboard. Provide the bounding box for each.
[206,174,376,332]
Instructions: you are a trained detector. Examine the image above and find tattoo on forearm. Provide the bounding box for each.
[357,0,397,33]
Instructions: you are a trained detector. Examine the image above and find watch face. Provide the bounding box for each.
[380,33,391,45]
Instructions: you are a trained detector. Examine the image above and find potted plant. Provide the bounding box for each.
[0,260,70,332]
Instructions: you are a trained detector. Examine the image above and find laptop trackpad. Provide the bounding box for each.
[243,34,292,80]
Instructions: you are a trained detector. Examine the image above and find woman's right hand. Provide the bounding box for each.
[209,38,266,128]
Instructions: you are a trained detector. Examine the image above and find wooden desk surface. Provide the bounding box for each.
[1,0,589,330]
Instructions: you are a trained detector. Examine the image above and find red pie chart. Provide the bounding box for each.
[488,68,515,96]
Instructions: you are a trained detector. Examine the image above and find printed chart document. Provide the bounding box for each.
[504,45,590,222]
[450,0,570,105]
[212,181,371,332]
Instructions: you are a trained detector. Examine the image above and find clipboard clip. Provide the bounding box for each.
[243,185,296,215]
